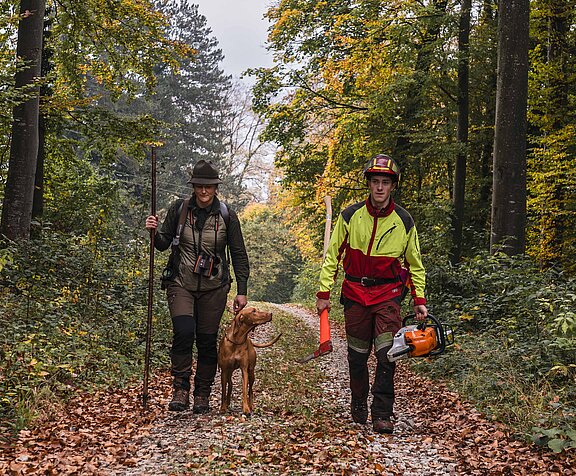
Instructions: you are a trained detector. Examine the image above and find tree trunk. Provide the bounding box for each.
[32,14,52,222]
[1,0,45,240]
[490,0,529,255]
[479,1,497,228]
[450,0,471,265]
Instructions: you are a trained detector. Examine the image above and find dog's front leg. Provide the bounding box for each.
[241,367,251,415]
[220,368,231,413]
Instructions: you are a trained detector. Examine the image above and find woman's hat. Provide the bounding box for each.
[187,160,222,185]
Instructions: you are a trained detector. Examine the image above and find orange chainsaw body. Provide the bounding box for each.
[404,326,439,357]
[387,314,454,362]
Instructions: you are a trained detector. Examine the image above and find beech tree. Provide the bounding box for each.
[490,0,530,255]
[1,0,45,240]
[450,0,472,265]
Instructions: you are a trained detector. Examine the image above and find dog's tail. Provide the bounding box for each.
[251,333,282,348]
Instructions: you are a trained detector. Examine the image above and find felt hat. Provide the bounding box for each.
[187,160,222,185]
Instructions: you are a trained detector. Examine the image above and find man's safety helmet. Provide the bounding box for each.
[363,154,400,182]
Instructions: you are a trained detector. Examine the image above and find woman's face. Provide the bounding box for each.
[193,184,217,208]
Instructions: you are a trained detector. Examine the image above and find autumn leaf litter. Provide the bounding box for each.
[1,304,574,475]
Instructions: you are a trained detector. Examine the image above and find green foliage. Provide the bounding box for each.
[48,0,187,98]
[427,251,576,354]
[241,204,303,303]
[253,0,501,266]
[532,425,576,453]
[414,251,576,448]
[0,204,172,433]
[526,0,576,272]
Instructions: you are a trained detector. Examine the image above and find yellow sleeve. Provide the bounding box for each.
[405,226,426,305]
[317,213,348,299]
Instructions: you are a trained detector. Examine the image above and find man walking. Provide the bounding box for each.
[316,154,428,434]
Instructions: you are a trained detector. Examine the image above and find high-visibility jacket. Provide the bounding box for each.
[316,198,426,307]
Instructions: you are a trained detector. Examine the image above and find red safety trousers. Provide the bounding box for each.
[344,299,402,418]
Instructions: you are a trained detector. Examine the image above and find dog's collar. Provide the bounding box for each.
[224,332,248,346]
[225,325,255,346]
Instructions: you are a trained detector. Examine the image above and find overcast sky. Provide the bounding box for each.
[195,0,274,81]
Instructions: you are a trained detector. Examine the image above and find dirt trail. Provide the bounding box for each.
[104,303,455,475]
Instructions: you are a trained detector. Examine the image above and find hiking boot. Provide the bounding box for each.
[373,417,394,434]
[192,395,210,414]
[351,399,368,424]
[168,388,189,412]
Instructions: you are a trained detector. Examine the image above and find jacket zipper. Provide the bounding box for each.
[376,224,397,250]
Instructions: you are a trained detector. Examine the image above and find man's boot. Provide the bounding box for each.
[373,417,394,434]
[371,347,396,427]
[347,347,370,424]
[168,387,190,412]
[351,398,368,424]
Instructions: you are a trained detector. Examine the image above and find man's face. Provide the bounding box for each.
[368,175,396,206]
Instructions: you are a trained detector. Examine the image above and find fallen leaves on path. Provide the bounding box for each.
[0,304,574,475]
[0,378,169,475]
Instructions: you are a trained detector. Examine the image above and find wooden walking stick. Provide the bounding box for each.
[142,146,157,410]
[298,195,333,363]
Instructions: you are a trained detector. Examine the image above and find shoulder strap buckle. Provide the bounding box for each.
[172,198,190,247]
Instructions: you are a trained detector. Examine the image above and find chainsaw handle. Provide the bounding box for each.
[402,312,440,327]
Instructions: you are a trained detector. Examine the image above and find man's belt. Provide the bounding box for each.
[345,274,401,287]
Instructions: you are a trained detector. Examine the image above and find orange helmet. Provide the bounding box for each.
[363,154,400,182]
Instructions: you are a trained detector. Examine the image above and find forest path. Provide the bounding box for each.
[1,304,573,475]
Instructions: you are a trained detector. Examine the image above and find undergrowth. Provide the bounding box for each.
[0,229,172,438]
[419,252,576,452]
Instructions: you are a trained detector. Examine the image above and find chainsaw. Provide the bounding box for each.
[387,313,454,362]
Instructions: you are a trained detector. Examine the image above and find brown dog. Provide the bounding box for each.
[218,306,281,415]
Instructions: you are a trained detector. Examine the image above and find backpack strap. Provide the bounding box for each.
[172,198,190,247]
[219,201,232,273]
[219,201,230,227]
